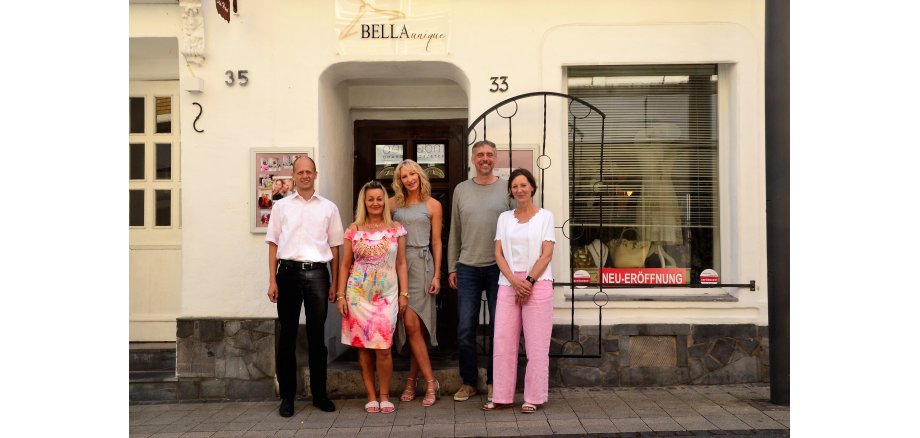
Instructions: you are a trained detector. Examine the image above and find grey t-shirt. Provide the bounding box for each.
[447,177,513,272]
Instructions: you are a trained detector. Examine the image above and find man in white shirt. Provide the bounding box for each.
[265,156,343,416]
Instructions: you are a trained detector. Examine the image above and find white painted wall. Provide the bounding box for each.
[129,0,767,326]
[130,38,179,80]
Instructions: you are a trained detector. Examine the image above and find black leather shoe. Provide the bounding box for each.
[279,398,294,417]
[312,398,336,412]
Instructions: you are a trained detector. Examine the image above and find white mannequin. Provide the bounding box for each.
[634,123,683,268]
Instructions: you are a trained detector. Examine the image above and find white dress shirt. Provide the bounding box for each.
[265,191,344,262]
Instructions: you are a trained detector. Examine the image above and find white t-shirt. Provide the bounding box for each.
[494,208,556,286]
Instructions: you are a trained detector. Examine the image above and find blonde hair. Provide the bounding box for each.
[391,159,431,207]
[354,180,394,227]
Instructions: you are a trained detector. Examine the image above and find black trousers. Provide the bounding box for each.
[275,264,330,401]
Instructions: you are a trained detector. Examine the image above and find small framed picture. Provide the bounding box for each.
[251,147,315,233]
[493,145,536,180]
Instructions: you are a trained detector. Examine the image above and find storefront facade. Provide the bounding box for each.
[129,0,773,399]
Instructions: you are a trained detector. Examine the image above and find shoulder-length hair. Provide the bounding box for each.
[354,180,394,227]
[507,168,537,198]
[391,159,431,207]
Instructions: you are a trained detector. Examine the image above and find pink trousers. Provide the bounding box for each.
[491,272,553,405]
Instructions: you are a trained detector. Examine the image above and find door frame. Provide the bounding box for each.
[353,118,468,350]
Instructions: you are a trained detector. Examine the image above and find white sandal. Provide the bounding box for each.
[379,400,396,414]
[364,401,380,413]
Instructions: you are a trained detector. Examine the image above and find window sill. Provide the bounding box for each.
[564,293,738,302]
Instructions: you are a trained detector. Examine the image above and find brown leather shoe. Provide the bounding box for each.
[453,384,478,401]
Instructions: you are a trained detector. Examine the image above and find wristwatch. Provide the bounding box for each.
[399,291,410,298]
[525,275,536,285]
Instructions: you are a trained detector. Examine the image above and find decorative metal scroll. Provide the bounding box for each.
[466,92,606,359]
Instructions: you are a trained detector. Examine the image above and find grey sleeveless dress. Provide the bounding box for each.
[393,201,438,351]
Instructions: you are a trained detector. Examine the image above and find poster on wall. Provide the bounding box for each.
[493,147,535,180]
[250,148,314,233]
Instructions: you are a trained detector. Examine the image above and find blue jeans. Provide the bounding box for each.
[455,263,500,386]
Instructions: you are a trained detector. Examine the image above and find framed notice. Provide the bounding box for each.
[374,144,404,179]
[417,142,446,179]
[250,148,314,233]
[493,146,535,180]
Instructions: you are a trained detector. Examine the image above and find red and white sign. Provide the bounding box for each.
[699,269,719,285]
[600,268,689,285]
[573,270,591,288]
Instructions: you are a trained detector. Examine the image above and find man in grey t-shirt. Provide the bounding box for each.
[447,140,513,402]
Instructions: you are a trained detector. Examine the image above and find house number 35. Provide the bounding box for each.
[489,76,509,92]
[225,70,249,86]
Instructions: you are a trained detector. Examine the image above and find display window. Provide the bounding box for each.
[566,65,720,286]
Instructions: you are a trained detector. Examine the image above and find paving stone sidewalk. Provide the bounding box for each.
[129,383,789,437]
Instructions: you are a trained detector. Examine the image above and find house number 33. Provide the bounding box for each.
[489,76,508,92]
[225,70,250,86]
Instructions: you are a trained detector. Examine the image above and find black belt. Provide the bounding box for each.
[279,259,326,271]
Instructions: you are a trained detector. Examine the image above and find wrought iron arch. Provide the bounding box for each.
[466,91,607,358]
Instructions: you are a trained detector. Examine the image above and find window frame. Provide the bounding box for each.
[562,64,732,300]
[129,82,181,233]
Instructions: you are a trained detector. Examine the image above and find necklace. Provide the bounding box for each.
[365,221,384,230]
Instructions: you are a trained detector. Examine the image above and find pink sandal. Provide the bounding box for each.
[422,379,440,407]
[364,401,380,413]
[401,377,418,402]
[379,400,396,414]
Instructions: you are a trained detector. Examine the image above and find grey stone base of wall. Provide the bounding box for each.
[176,318,277,401]
[174,318,768,401]
[549,324,769,388]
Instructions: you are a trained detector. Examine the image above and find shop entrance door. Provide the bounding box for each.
[353,119,467,350]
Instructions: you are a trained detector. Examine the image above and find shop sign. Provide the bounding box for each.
[335,0,450,55]
[375,144,403,165]
[573,270,592,288]
[374,144,403,178]
[699,269,719,284]
[416,143,444,164]
[216,0,231,22]
[600,268,690,285]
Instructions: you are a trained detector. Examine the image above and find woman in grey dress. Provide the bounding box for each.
[390,159,442,407]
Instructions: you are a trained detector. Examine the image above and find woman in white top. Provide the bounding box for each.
[481,168,555,413]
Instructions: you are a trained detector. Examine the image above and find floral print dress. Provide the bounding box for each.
[341,224,407,349]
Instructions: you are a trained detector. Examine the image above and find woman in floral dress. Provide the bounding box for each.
[335,180,409,414]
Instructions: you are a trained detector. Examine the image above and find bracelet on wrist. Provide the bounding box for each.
[399,291,410,298]
[335,296,345,302]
